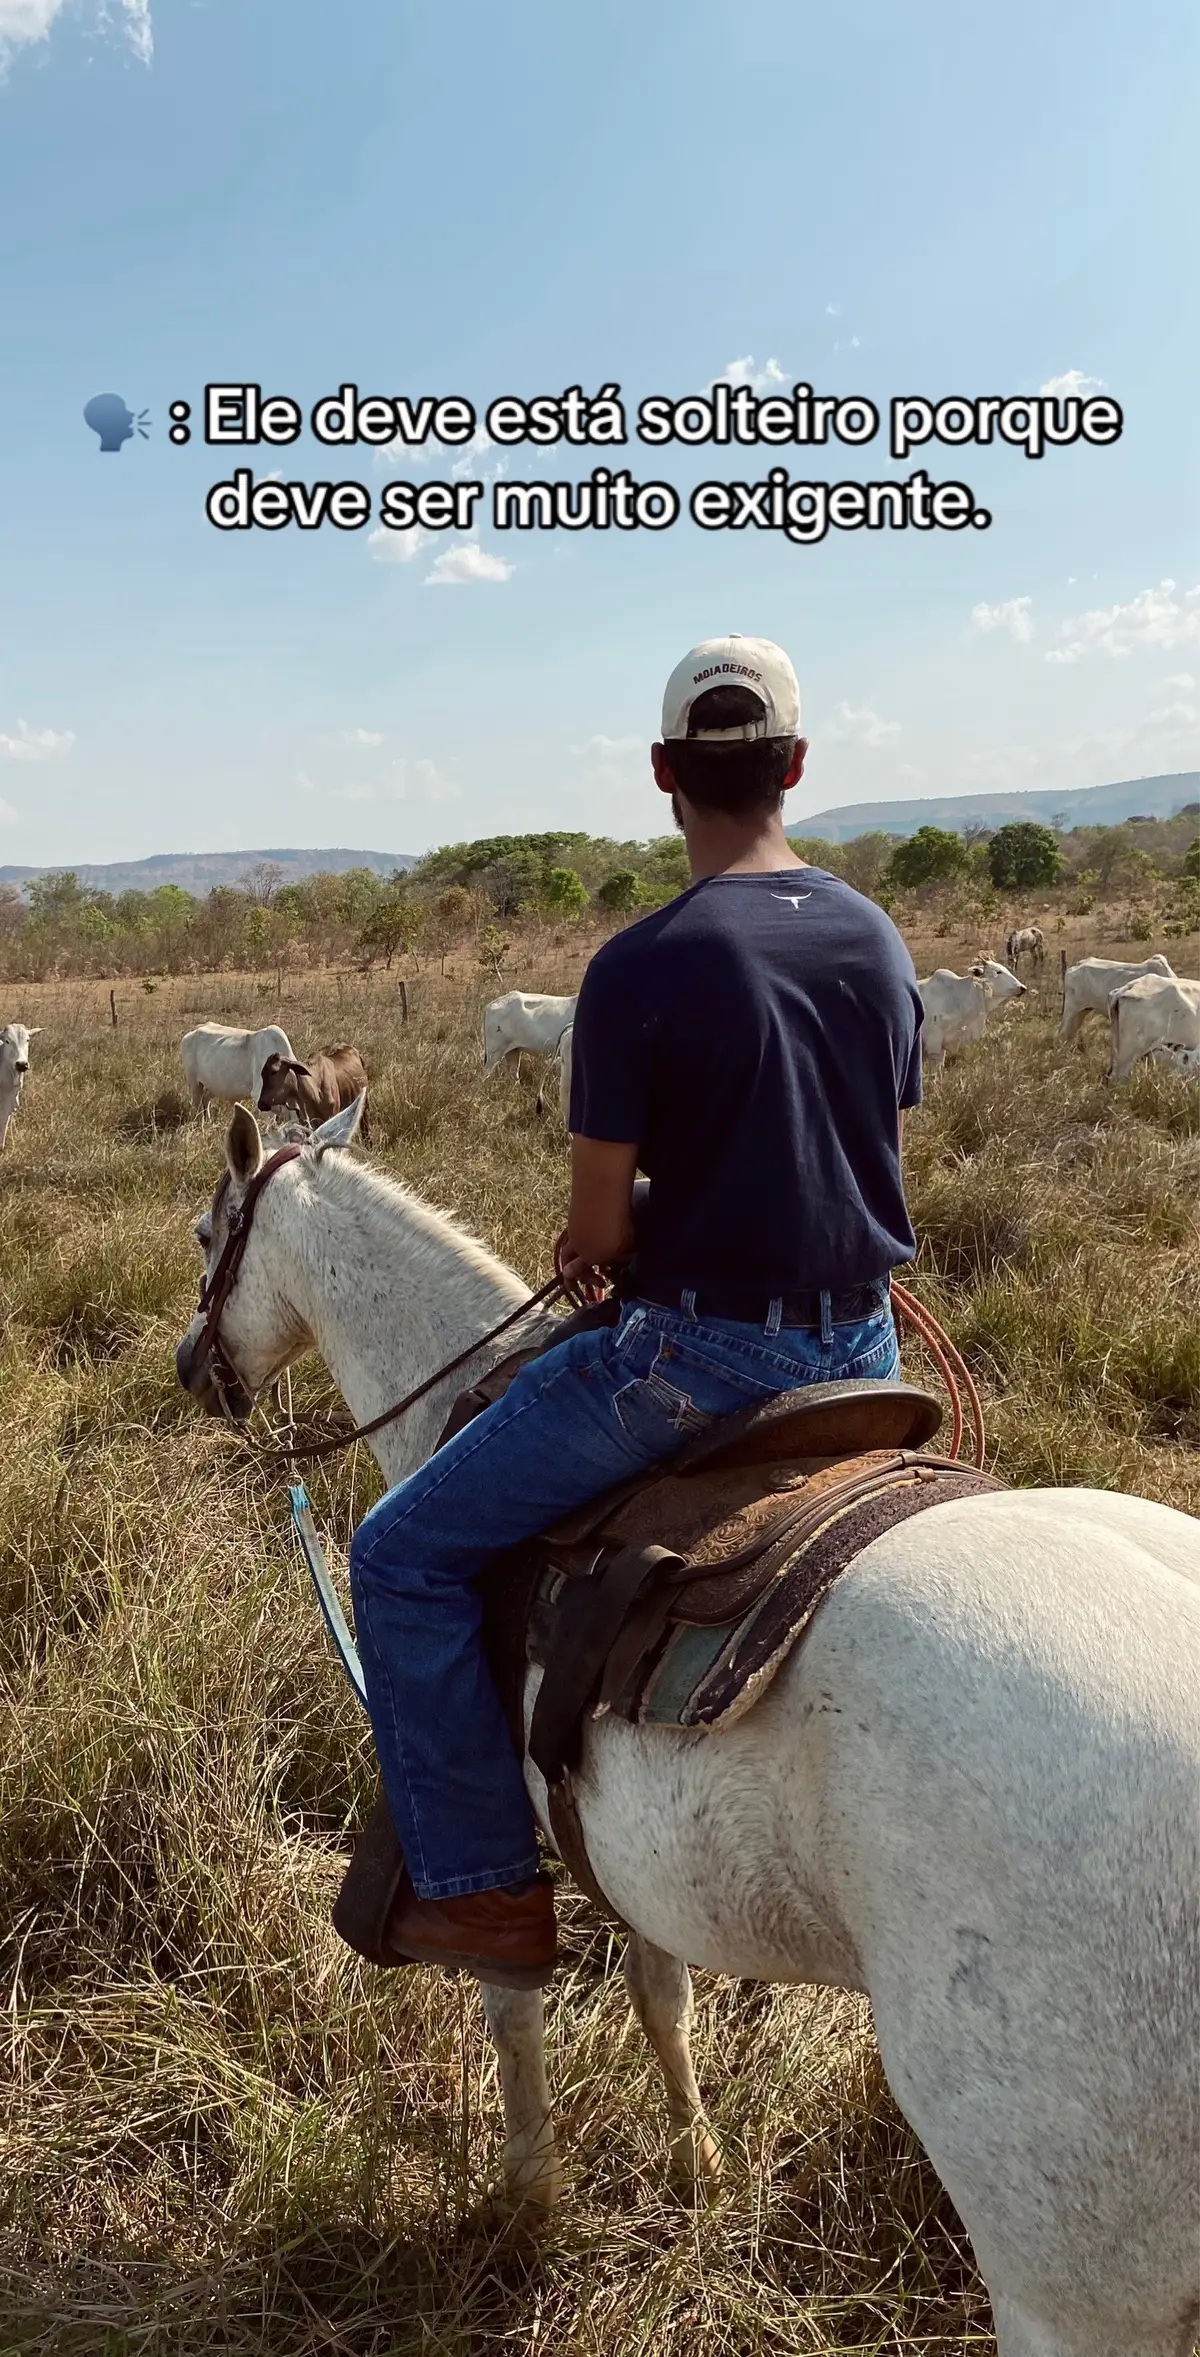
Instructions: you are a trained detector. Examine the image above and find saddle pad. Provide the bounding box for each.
[590,1458,1004,1734]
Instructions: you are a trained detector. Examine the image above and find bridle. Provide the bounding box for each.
[188,1142,575,1460]
[188,1150,987,1472]
[190,1144,305,1420]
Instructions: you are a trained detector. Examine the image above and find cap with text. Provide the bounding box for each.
[661,634,801,742]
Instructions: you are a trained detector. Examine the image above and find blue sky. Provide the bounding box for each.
[1,0,1197,865]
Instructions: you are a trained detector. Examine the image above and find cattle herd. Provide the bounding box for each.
[481,946,1200,1099]
[0,943,1196,1161]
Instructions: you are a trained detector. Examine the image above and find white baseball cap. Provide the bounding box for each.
[661,634,801,741]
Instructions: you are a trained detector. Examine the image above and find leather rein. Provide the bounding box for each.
[190,1143,570,1463]
[190,1148,987,1473]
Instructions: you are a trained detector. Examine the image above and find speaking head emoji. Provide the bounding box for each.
[84,394,149,452]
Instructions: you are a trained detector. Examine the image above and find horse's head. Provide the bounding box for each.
[175,1094,365,1419]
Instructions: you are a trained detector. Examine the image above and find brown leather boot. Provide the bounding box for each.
[382,1871,558,1990]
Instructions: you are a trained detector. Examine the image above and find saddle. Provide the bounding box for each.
[334,1302,1007,1952]
[466,1304,1007,1924]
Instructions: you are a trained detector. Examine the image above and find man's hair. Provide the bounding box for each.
[665,685,796,814]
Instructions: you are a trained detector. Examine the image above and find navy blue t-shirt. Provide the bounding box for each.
[569,868,923,1302]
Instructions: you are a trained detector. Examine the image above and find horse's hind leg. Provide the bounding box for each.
[623,1934,722,2197]
[991,2289,1199,2357]
[480,1983,561,2211]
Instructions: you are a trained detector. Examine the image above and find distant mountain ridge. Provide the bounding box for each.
[0,847,417,898]
[788,772,1199,844]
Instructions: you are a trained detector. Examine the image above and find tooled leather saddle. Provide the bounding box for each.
[436,1300,1006,1925]
[333,1300,1008,1953]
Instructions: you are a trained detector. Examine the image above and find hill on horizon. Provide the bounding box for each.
[0,847,417,898]
[788,771,1199,843]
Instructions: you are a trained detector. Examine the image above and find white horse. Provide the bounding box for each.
[175,1100,1200,2357]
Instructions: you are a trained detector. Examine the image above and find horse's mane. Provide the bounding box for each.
[303,1145,531,1303]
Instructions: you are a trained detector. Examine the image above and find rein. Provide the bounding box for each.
[259,1272,567,1465]
[192,1143,577,1463]
[193,1149,987,1473]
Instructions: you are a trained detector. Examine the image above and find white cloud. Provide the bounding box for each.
[0,719,74,761]
[0,0,66,60]
[822,702,900,747]
[1039,368,1105,399]
[320,756,460,807]
[343,727,383,746]
[384,757,460,804]
[971,595,1035,642]
[372,422,492,478]
[1159,672,1195,692]
[575,733,641,758]
[1046,579,1200,665]
[967,744,1041,780]
[0,0,152,65]
[296,771,317,794]
[424,541,514,586]
[120,0,151,62]
[450,424,494,479]
[367,521,429,565]
[714,356,787,394]
[0,795,17,822]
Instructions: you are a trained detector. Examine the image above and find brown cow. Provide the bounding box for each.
[257,1043,370,1141]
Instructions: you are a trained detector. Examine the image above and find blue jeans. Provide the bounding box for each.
[349,1290,899,1899]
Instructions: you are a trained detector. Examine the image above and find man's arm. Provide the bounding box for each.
[567,1136,639,1268]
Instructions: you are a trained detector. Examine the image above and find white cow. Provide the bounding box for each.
[1109,973,1200,1084]
[1148,1041,1200,1074]
[917,960,1026,1069]
[0,1022,40,1150]
[180,1021,298,1116]
[483,993,577,1081]
[1058,955,1174,1047]
[535,1022,574,1124]
[1005,925,1045,969]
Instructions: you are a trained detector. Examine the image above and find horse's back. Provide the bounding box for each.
[810,1486,1199,2340]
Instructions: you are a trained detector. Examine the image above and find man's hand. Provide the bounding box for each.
[557,1239,613,1297]
[567,1136,640,1269]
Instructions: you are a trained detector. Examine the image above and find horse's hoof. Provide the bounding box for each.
[503,2152,563,2216]
[667,2123,724,2205]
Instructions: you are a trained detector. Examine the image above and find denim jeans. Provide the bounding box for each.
[349,1289,899,1899]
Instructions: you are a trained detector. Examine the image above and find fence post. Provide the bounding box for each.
[397,978,409,1026]
[1059,948,1067,1017]
[109,988,118,1030]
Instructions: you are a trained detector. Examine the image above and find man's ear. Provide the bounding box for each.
[781,736,809,794]
[227,1104,264,1188]
[650,741,678,796]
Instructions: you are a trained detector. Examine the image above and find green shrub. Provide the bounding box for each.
[886,827,968,888]
[986,822,1064,891]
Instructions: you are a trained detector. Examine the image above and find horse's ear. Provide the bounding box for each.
[311,1092,365,1156]
[227,1104,264,1187]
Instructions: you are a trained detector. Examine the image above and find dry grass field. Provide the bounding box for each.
[0,910,1197,2357]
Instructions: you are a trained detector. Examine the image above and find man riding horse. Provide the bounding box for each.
[347,635,925,1987]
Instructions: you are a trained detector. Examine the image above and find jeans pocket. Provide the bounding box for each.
[611,1344,723,1450]
[839,1327,902,1381]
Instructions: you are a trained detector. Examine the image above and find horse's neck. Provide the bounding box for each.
[277,1157,536,1485]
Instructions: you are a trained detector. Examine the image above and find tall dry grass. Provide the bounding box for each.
[0,918,1197,2356]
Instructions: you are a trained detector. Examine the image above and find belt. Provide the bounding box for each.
[631,1279,892,1328]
